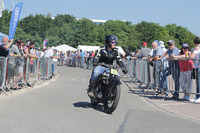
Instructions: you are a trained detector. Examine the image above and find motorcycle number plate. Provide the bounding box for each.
[110,69,118,75]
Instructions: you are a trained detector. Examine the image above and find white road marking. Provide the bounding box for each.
[160,103,187,106]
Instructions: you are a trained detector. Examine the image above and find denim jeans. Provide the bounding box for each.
[80,57,84,68]
[91,65,110,82]
[160,61,180,97]
[52,64,54,73]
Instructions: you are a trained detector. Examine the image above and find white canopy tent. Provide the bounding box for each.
[77,45,100,52]
[77,45,125,56]
[54,44,76,52]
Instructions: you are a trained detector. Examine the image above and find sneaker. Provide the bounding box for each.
[190,97,197,102]
[182,95,186,100]
[194,98,200,103]
[183,96,190,101]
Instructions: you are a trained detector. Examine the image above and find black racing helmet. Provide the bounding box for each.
[105,34,118,47]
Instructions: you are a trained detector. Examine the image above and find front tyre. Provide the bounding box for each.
[104,84,121,114]
[90,98,98,106]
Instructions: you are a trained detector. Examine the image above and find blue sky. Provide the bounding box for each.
[4,0,200,37]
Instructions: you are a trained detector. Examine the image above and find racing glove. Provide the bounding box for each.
[122,68,128,74]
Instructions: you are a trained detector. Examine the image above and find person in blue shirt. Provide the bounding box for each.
[159,40,180,99]
[0,37,13,57]
[79,50,85,68]
[149,41,164,90]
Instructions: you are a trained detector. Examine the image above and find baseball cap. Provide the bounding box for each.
[167,40,175,44]
[143,42,147,46]
[30,40,35,45]
[182,43,189,48]
[15,39,21,44]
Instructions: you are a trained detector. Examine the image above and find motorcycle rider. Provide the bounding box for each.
[87,34,128,97]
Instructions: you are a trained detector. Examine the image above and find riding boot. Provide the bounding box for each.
[87,80,96,98]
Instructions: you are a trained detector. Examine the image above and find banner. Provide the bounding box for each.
[43,39,48,48]
[9,2,23,39]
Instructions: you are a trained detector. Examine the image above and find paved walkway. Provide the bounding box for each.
[123,80,200,123]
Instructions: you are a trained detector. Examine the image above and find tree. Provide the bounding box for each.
[0,10,12,34]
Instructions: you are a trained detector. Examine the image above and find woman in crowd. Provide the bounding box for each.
[176,44,193,100]
[190,37,200,103]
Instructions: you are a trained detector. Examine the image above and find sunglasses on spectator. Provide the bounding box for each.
[183,47,189,49]
[168,43,173,46]
[111,41,116,44]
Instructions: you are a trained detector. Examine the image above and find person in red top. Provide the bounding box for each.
[177,44,193,100]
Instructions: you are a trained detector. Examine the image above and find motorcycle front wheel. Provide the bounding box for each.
[90,98,98,106]
[103,84,121,114]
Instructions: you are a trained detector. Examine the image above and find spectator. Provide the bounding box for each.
[0,37,13,57]
[76,50,81,67]
[8,39,22,89]
[19,41,28,58]
[159,40,180,99]
[79,49,85,68]
[159,41,167,52]
[137,42,151,59]
[132,47,141,58]
[9,39,22,57]
[190,37,200,103]
[40,47,47,57]
[149,41,164,90]
[44,47,53,58]
[59,52,64,66]
[176,44,193,100]
[36,47,41,58]
[85,51,90,69]
[51,49,59,76]
[70,51,76,67]
[27,41,38,75]
[124,49,133,60]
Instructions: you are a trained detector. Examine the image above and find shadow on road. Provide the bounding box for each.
[73,101,104,112]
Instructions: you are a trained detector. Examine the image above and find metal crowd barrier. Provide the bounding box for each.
[122,58,200,97]
[26,58,40,85]
[0,56,56,95]
[0,57,7,93]
[5,57,25,92]
[64,56,95,69]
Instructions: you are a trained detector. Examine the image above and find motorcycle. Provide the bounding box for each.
[89,64,121,114]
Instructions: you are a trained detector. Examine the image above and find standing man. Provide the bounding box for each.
[159,40,180,99]
[0,37,13,57]
[79,50,85,68]
[137,42,151,59]
[149,41,164,90]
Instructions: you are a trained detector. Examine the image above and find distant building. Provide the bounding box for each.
[0,0,4,17]
[90,19,127,25]
[90,19,107,24]
[0,0,4,10]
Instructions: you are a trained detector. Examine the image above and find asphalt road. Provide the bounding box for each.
[0,66,199,133]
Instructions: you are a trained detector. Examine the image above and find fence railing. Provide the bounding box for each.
[122,58,200,97]
[0,57,57,95]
